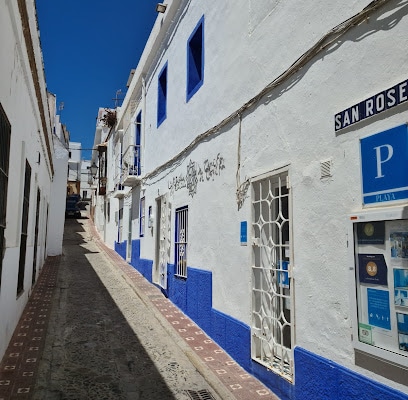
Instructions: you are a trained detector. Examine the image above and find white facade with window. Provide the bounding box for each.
[92,1,408,398]
[67,142,82,194]
[0,0,66,362]
[80,160,92,200]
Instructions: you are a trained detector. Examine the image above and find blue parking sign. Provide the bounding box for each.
[360,124,408,204]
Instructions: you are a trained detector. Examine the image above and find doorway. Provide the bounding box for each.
[154,194,171,289]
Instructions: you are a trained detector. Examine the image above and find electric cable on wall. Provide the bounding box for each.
[142,0,391,196]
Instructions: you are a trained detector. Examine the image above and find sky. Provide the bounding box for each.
[35,0,161,160]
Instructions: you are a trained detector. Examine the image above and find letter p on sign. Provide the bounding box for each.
[374,144,393,178]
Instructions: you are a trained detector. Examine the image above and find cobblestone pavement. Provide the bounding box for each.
[0,215,279,400]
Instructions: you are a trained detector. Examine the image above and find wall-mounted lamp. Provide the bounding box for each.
[89,162,98,178]
[156,3,167,13]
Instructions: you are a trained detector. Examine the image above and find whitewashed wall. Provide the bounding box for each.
[0,0,58,361]
[102,0,408,396]
[80,160,92,199]
[47,139,68,256]
[68,142,81,183]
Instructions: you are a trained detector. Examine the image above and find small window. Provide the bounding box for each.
[175,206,188,278]
[157,63,168,126]
[140,197,145,237]
[187,16,204,101]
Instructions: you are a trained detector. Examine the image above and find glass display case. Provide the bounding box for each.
[350,207,408,367]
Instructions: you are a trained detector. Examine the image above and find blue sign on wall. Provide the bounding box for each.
[367,288,391,330]
[360,124,408,204]
[240,221,247,245]
[278,261,290,288]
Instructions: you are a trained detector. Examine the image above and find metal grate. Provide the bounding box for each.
[175,206,188,277]
[185,389,216,400]
[251,171,293,381]
[320,159,332,178]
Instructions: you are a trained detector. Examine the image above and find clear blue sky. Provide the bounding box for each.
[36,0,160,160]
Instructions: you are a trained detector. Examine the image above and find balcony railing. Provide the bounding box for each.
[122,144,142,186]
[113,183,125,198]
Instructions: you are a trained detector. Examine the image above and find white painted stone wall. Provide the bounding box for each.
[68,142,81,183]
[0,0,63,361]
[96,0,408,395]
[91,110,116,245]
[47,139,68,256]
[80,160,92,199]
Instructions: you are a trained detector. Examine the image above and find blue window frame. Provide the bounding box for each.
[157,63,168,126]
[186,16,204,102]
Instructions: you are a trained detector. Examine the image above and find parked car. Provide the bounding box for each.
[65,198,81,218]
[67,193,81,202]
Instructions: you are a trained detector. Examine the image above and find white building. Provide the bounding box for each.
[80,160,92,201]
[47,93,69,256]
[90,108,116,241]
[92,1,408,398]
[67,141,82,195]
[0,1,66,360]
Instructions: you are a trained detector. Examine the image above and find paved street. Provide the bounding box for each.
[0,214,278,400]
[33,218,220,400]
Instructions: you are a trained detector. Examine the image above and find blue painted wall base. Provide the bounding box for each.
[294,347,408,400]
[114,240,127,260]
[122,240,408,400]
[128,239,153,282]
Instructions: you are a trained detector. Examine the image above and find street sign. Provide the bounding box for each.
[360,124,408,204]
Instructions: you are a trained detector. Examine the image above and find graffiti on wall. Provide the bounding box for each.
[168,153,225,197]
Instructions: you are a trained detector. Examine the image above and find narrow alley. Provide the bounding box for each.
[0,213,278,400]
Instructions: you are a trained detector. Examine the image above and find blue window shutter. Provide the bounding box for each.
[157,63,168,126]
[187,16,204,101]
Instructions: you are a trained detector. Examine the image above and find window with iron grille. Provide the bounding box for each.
[251,171,293,381]
[17,160,32,295]
[140,197,145,237]
[0,103,11,290]
[175,206,188,278]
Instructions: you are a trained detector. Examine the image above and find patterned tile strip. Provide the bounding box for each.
[0,257,59,400]
[88,221,279,399]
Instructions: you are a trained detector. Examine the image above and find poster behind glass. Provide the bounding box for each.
[354,220,408,356]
